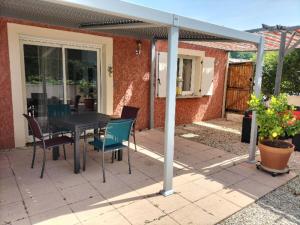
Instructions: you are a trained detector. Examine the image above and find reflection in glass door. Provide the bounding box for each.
[23,41,100,133]
[65,48,98,112]
[24,44,64,118]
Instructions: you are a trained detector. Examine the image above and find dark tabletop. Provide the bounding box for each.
[48,112,111,133]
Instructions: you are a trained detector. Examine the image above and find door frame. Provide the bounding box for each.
[20,37,103,140]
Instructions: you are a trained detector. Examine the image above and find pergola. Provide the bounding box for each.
[0,0,264,196]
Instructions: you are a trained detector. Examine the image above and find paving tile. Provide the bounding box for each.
[30,205,80,225]
[0,201,28,224]
[50,173,87,189]
[19,180,58,200]
[195,193,241,220]
[169,203,218,225]
[118,199,165,225]
[10,217,31,225]
[0,186,22,205]
[59,183,99,204]
[176,181,213,202]
[0,167,14,179]
[216,187,255,208]
[147,215,179,225]
[147,192,190,214]
[81,210,130,225]
[69,196,114,223]
[230,178,274,200]
[226,163,257,177]
[209,170,246,187]
[24,191,66,216]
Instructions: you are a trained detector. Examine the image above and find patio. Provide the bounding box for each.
[1,129,299,225]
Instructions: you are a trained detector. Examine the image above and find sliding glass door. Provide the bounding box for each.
[23,41,101,131]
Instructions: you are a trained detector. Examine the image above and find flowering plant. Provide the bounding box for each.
[248,93,300,141]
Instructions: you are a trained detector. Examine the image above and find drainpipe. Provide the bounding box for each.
[221,52,230,118]
[150,39,156,129]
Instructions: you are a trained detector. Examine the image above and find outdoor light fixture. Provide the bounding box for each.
[136,40,142,55]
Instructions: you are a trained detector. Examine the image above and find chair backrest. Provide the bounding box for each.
[23,114,43,140]
[48,104,71,118]
[104,119,134,147]
[74,95,81,110]
[121,106,139,120]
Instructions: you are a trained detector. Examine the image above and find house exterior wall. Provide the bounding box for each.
[154,41,228,127]
[0,17,227,148]
[0,19,14,148]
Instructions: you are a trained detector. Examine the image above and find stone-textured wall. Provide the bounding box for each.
[0,19,14,149]
[154,41,228,127]
[112,37,151,130]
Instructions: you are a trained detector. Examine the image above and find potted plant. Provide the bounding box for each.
[249,93,300,172]
[79,79,95,110]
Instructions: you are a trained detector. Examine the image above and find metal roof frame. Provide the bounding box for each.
[0,0,261,44]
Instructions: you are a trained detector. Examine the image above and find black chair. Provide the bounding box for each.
[23,114,73,178]
[121,106,140,151]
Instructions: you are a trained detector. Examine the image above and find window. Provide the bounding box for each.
[177,56,195,95]
[156,50,215,98]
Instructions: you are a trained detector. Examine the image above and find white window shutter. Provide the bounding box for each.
[201,57,215,96]
[156,52,168,97]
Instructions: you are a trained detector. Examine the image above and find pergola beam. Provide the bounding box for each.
[274,31,287,95]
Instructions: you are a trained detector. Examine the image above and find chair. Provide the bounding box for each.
[47,104,72,135]
[121,106,139,151]
[23,114,73,178]
[89,119,134,182]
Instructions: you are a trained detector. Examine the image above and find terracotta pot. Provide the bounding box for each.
[258,140,294,170]
[84,98,95,111]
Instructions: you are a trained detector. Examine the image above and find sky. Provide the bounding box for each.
[123,0,300,31]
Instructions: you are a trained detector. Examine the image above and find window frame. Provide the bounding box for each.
[177,54,196,96]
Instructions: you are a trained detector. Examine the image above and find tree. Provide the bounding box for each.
[262,49,300,96]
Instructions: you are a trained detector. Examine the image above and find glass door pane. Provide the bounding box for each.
[24,44,63,125]
[65,48,98,112]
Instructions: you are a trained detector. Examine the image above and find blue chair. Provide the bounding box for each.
[48,104,71,118]
[89,119,134,182]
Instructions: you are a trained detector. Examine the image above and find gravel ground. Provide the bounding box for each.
[174,119,300,225]
[219,175,300,225]
[175,119,249,155]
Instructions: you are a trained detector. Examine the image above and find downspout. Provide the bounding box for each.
[221,52,230,118]
[150,39,156,129]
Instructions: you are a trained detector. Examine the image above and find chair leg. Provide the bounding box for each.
[31,142,36,168]
[83,131,87,171]
[40,148,46,179]
[133,131,137,152]
[63,145,67,160]
[127,146,131,174]
[102,151,106,183]
[111,151,114,163]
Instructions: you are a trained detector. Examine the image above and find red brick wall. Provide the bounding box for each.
[154,41,228,127]
[112,37,151,130]
[0,19,15,148]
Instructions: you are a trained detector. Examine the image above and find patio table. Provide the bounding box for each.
[49,112,111,173]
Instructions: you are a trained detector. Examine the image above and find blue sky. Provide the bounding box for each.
[123,0,300,31]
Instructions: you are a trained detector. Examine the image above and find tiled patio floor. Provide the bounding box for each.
[1,129,299,225]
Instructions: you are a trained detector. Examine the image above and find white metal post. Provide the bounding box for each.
[248,36,265,162]
[161,26,179,196]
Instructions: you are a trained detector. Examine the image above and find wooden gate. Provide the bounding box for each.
[225,62,254,113]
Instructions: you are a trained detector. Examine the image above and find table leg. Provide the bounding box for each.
[52,147,59,160]
[74,131,81,173]
[94,129,98,150]
[117,150,123,161]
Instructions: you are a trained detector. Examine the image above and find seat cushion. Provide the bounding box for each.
[38,136,73,149]
[89,137,126,152]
